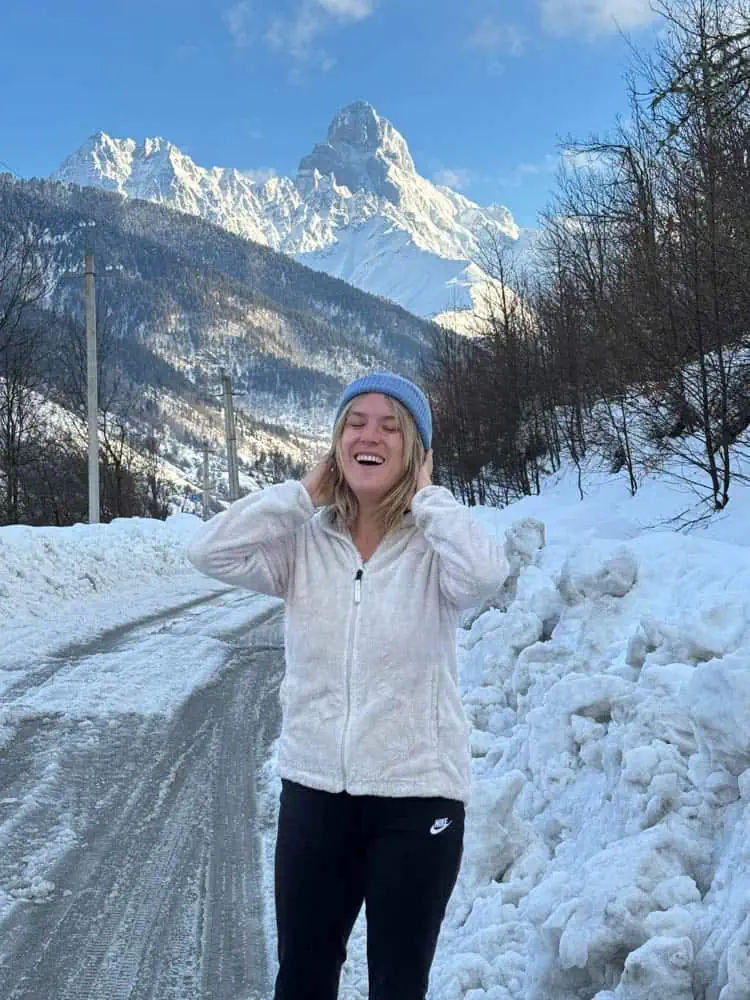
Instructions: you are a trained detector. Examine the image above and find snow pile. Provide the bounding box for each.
[0,512,219,694]
[426,470,750,1000]
[0,513,198,628]
[249,464,750,1000]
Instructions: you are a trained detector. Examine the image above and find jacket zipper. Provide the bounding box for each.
[341,566,364,785]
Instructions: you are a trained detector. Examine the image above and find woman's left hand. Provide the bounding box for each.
[415,450,433,493]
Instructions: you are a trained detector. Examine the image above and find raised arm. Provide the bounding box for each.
[187,480,315,598]
[410,485,509,610]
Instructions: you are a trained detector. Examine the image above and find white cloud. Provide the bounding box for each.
[498,154,559,188]
[540,0,656,38]
[265,8,336,72]
[264,0,375,72]
[224,1,254,47]
[432,168,476,191]
[468,18,524,56]
[240,167,278,184]
[495,149,608,196]
[238,115,265,141]
[563,147,608,171]
[266,5,321,59]
[318,0,376,19]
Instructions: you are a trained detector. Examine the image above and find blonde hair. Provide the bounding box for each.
[328,396,426,534]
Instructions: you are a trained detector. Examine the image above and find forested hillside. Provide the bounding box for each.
[426,0,750,521]
[0,174,442,525]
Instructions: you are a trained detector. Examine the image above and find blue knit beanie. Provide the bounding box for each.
[334,372,432,450]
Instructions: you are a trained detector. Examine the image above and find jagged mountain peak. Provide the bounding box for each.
[327,101,412,167]
[86,131,176,156]
[55,132,191,194]
[85,129,128,149]
[298,101,414,204]
[55,131,133,191]
[51,103,525,322]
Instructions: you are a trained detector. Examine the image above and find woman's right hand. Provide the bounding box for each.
[302,453,336,507]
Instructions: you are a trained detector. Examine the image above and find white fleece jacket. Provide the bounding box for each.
[187,481,509,804]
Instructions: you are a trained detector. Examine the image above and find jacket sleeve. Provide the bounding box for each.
[410,485,509,610]
[186,480,315,598]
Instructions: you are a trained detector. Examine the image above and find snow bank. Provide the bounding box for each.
[428,469,750,1000]
[0,513,226,708]
[0,514,200,628]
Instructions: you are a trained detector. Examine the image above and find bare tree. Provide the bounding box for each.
[650,0,750,130]
[0,180,49,357]
[0,322,46,523]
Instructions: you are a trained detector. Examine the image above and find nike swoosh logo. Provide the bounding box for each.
[430,819,452,835]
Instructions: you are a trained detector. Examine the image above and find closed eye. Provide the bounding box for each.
[346,419,400,432]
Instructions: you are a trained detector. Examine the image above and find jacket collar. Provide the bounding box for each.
[318,507,415,538]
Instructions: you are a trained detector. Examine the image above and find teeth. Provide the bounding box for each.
[356,454,384,465]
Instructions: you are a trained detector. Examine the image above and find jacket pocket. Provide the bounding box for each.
[349,659,440,783]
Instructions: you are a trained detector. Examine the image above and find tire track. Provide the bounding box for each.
[1,589,238,705]
[0,597,284,1000]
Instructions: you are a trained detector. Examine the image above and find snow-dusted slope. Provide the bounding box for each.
[52,101,524,320]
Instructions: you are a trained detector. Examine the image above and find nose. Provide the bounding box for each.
[358,419,383,444]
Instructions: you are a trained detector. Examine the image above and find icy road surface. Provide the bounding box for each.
[0,590,284,1000]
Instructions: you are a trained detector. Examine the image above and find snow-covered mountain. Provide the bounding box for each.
[52,101,526,322]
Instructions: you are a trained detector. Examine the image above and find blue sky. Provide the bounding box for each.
[2,0,661,228]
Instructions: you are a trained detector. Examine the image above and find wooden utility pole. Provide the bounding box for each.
[85,251,99,524]
[221,370,241,501]
[59,244,126,524]
[202,443,211,520]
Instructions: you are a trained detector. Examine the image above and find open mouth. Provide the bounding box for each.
[354,453,385,466]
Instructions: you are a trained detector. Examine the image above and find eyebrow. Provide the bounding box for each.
[348,410,399,422]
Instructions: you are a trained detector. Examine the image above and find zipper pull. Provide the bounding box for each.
[354,568,363,605]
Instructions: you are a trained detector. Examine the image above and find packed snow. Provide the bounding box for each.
[2,459,750,999]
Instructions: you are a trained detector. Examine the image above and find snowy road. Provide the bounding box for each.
[0,589,284,1000]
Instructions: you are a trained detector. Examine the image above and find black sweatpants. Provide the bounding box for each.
[273,779,465,1000]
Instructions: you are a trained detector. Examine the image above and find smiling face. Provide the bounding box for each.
[337,393,406,505]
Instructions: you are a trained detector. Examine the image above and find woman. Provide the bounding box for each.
[187,372,509,1000]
